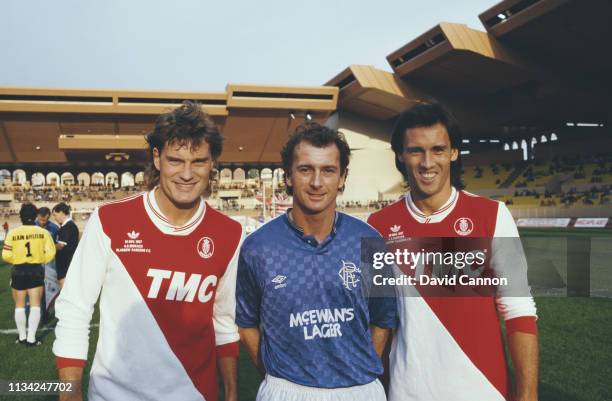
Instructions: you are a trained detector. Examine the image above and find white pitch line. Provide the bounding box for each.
[0,324,99,335]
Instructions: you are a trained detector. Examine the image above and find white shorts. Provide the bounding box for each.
[256,374,386,401]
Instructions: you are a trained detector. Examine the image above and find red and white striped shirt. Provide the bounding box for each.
[368,188,537,401]
[53,190,243,401]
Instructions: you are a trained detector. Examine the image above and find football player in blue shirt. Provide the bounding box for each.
[236,122,396,401]
[35,206,60,321]
[36,207,60,241]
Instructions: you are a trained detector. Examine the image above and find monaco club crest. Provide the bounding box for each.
[197,237,214,259]
[454,217,474,236]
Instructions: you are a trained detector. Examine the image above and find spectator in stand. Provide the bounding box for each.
[52,203,79,288]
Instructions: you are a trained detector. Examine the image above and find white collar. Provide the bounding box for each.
[143,188,206,236]
[405,187,459,224]
[60,217,73,227]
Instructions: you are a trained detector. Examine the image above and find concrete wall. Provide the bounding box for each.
[335,112,404,202]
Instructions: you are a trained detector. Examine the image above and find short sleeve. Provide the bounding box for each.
[2,231,13,264]
[362,235,398,329]
[235,247,262,328]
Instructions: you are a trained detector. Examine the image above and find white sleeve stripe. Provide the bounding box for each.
[212,226,244,346]
[53,208,111,359]
[493,201,519,238]
[493,202,537,320]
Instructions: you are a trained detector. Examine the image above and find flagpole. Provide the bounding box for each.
[272,170,277,217]
[262,177,266,221]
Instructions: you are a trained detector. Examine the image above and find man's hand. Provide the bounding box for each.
[370,325,391,358]
[218,356,238,401]
[239,327,265,375]
[58,367,83,401]
[508,331,539,401]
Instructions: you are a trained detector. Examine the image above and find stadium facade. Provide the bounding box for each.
[1,0,610,223]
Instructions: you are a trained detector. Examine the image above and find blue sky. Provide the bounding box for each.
[1,0,497,92]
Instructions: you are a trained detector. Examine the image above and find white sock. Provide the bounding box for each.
[15,308,27,341]
[27,307,41,343]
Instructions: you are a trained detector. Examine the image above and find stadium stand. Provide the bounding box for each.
[461,163,513,190]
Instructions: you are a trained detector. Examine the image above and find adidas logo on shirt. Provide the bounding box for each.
[388,224,405,240]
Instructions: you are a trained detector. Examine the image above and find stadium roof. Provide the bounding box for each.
[325,65,420,121]
[386,22,537,97]
[479,0,612,95]
[1,0,609,168]
[327,0,609,138]
[0,85,337,166]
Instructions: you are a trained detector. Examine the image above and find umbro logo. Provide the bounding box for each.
[272,275,287,289]
[390,224,401,233]
[127,230,140,239]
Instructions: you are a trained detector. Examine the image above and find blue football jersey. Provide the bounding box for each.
[37,220,60,242]
[236,211,397,388]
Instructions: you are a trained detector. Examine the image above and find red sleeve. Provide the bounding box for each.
[506,316,538,336]
[216,341,239,358]
[56,357,86,369]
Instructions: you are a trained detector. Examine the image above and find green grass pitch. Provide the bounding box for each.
[0,228,611,400]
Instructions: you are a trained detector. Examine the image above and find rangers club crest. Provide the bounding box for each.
[338,260,361,290]
[197,237,214,259]
[454,217,474,236]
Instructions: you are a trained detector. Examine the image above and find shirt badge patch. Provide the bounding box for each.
[197,236,214,259]
[454,217,474,236]
[338,260,361,290]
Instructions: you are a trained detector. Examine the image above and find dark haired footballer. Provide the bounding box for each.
[236,122,397,401]
[368,103,539,401]
[52,202,79,288]
[53,101,243,401]
[36,206,59,242]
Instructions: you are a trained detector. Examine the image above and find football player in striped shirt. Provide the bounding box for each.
[237,123,397,401]
[53,101,242,401]
[368,103,539,401]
